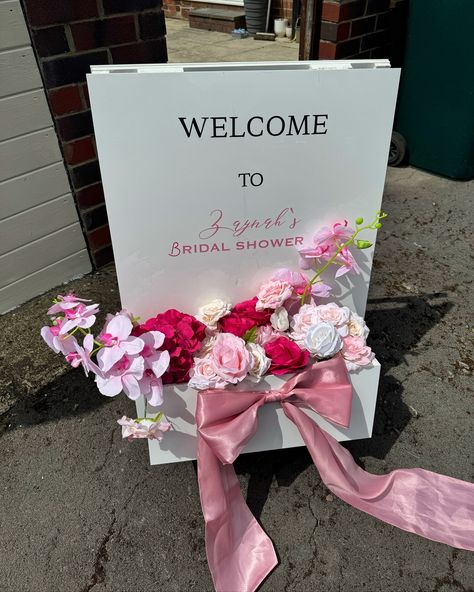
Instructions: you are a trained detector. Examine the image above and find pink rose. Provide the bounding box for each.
[289,303,320,345]
[264,336,309,376]
[316,303,351,336]
[255,325,280,346]
[188,354,225,390]
[342,336,374,371]
[256,280,293,311]
[210,333,252,384]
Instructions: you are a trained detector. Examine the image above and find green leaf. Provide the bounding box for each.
[356,239,372,249]
[243,326,257,343]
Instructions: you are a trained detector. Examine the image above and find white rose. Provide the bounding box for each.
[196,299,232,329]
[270,307,289,332]
[304,322,342,359]
[348,311,369,338]
[246,343,271,382]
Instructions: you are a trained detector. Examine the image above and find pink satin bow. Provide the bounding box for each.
[196,355,474,592]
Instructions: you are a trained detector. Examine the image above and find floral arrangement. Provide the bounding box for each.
[41,212,385,443]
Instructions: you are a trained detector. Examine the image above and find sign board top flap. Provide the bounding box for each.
[87,61,400,321]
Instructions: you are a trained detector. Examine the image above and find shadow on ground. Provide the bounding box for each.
[233,292,453,520]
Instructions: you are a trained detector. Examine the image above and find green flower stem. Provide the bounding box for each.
[300,211,386,305]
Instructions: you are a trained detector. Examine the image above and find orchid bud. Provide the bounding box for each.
[356,240,372,249]
[355,217,364,225]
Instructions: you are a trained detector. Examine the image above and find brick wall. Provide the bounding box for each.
[318,0,392,59]
[21,0,168,268]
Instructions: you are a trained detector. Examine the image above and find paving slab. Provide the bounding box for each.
[0,167,473,592]
[166,16,299,63]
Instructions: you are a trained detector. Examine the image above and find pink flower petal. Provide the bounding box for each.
[107,314,132,341]
[95,375,123,397]
[97,345,124,373]
[122,336,144,355]
[122,374,142,400]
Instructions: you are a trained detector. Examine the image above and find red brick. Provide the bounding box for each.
[92,244,115,268]
[42,50,109,88]
[49,85,84,116]
[81,83,91,109]
[319,40,337,59]
[32,26,69,57]
[111,39,167,63]
[87,225,112,251]
[376,11,392,30]
[139,11,167,40]
[339,0,365,21]
[335,37,361,57]
[322,2,340,23]
[76,183,105,209]
[366,0,390,14]
[103,0,161,14]
[64,136,96,165]
[23,0,98,27]
[351,16,376,37]
[71,16,137,51]
[320,21,350,42]
[56,110,94,141]
[360,29,388,50]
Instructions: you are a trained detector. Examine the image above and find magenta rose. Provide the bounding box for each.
[219,297,272,338]
[264,336,310,375]
[135,309,206,383]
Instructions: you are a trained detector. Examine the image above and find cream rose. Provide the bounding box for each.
[246,342,271,382]
[196,299,232,329]
[347,311,369,338]
[270,307,290,332]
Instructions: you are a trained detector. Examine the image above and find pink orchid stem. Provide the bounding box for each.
[300,211,387,305]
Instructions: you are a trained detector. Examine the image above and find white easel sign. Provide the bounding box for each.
[87,60,400,464]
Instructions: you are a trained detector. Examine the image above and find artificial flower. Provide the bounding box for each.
[341,336,374,371]
[196,299,232,329]
[210,333,252,384]
[218,297,272,338]
[316,302,351,337]
[188,355,224,390]
[117,416,171,442]
[256,280,293,311]
[96,354,144,399]
[304,322,342,359]
[136,309,206,383]
[270,307,289,332]
[41,319,77,356]
[264,336,309,376]
[96,313,145,372]
[246,342,271,382]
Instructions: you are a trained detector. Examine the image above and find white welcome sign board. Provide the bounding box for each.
[88,60,399,464]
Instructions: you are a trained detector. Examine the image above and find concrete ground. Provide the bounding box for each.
[166,17,299,63]
[1,166,473,592]
[1,19,473,588]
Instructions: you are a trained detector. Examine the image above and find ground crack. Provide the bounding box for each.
[432,550,471,592]
[82,509,116,592]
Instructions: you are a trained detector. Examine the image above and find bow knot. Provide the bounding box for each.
[263,390,288,403]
